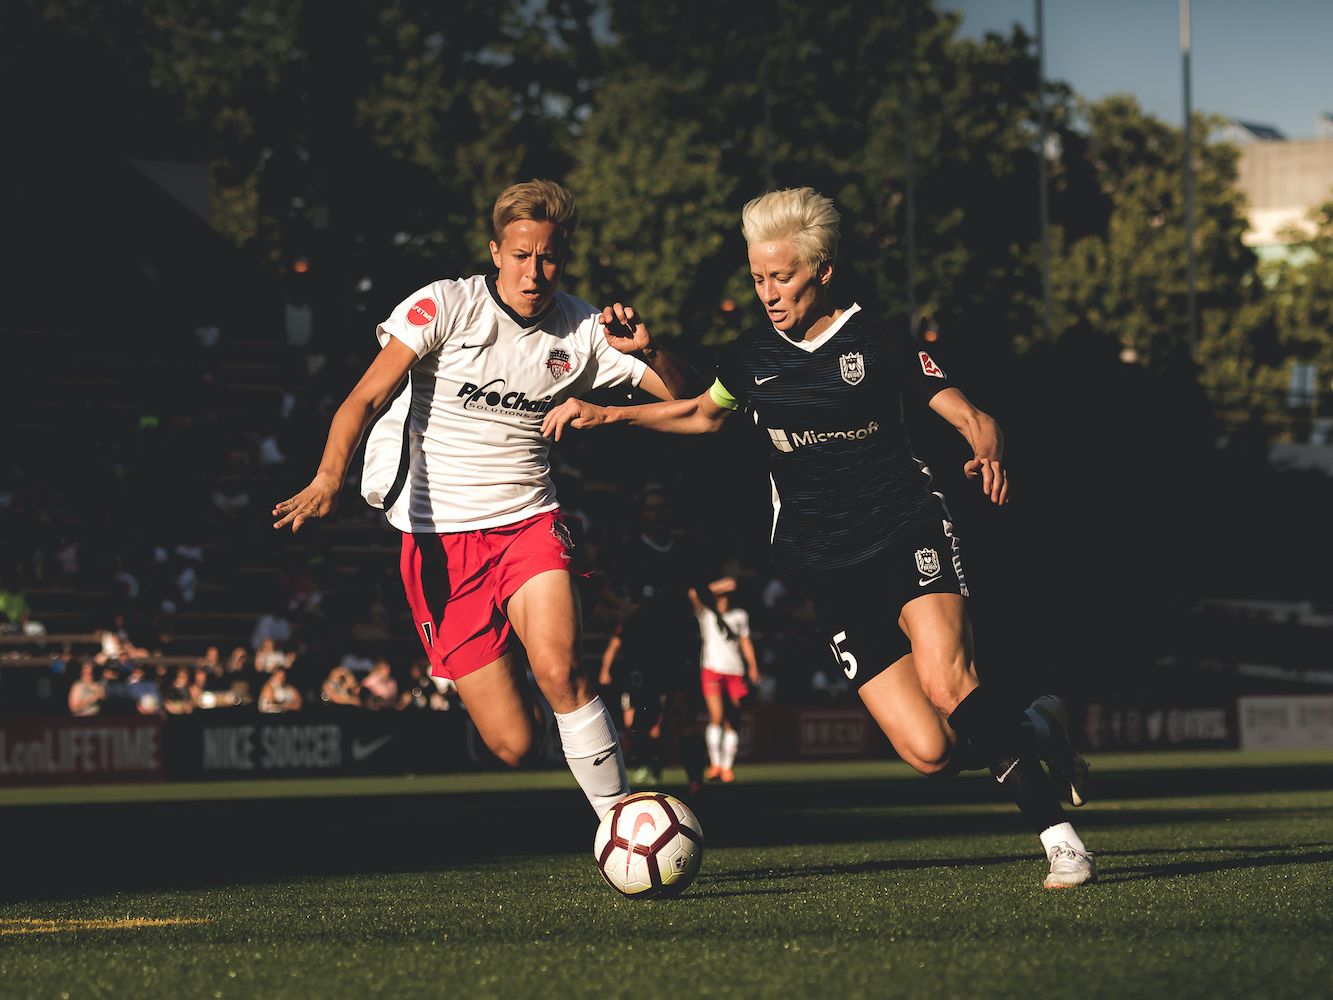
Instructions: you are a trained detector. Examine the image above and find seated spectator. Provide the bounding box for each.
[251,606,293,652]
[97,614,151,663]
[223,646,256,704]
[67,660,106,717]
[321,666,362,707]
[161,667,195,715]
[0,575,32,634]
[258,667,303,714]
[361,659,399,710]
[254,637,292,674]
[401,660,453,711]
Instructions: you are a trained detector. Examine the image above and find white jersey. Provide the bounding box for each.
[696,607,750,676]
[361,275,647,532]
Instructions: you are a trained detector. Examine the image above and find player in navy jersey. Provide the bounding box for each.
[543,187,1095,888]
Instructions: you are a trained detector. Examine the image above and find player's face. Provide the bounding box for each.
[490,219,566,318]
[748,240,832,339]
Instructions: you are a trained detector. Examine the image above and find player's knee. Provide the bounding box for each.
[486,730,536,768]
[896,735,955,777]
[917,664,973,716]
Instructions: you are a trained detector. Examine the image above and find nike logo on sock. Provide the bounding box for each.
[593,751,616,766]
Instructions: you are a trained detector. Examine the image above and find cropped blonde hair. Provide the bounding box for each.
[492,179,579,253]
[741,187,841,271]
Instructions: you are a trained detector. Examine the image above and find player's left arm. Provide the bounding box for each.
[928,387,1009,506]
[600,302,702,400]
[740,634,760,685]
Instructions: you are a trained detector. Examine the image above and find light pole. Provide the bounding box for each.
[1181,0,1199,354]
[1035,0,1051,340]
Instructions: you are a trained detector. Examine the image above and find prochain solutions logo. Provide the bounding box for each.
[457,379,553,416]
[767,419,880,453]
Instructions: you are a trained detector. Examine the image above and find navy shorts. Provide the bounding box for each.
[807,519,969,689]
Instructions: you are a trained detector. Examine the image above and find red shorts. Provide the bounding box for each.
[701,668,749,702]
[399,510,574,680]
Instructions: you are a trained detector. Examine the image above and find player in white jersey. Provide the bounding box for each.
[272,180,697,820]
[689,576,759,783]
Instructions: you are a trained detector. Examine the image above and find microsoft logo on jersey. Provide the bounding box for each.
[458,379,554,416]
[768,419,880,453]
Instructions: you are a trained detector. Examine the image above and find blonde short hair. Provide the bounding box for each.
[492,179,579,252]
[741,187,841,271]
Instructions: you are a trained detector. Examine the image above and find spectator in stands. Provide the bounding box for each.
[67,660,106,717]
[97,614,150,663]
[222,646,256,704]
[254,637,291,674]
[251,604,293,652]
[258,667,302,714]
[361,659,399,710]
[161,667,195,715]
[0,574,33,634]
[401,659,453,711]
[321,665,362,707]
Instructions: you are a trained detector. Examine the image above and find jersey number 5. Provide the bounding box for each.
[830,630,857,680]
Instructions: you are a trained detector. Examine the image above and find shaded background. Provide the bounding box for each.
[3,0,1331,726]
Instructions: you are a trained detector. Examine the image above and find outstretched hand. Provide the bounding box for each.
[542,398,610,441]
[963,456,1008,506]
[600,302,653,355]
[272,472,341,533]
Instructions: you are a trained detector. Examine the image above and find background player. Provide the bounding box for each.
[273,179,697,819]
[542,187,1095,887]
[598,489,707,791]
[689,576,760,783]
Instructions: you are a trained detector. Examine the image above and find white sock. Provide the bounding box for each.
[1040,822,1087,856]
[555,697,628,819]
[705,724,723,767]
[721,727,739,770]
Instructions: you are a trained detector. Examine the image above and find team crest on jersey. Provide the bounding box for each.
[918,351,945,379]
[914,548,941,579]
[839,352,866,385]
[545,348,573,379]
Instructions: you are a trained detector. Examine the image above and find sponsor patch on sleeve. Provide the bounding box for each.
[407,298,438,327]
[918,351,945,379]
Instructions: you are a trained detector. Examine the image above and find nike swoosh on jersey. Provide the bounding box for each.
[754,374,781,385]
[919,576,942,587]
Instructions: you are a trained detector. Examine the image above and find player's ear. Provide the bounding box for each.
[816,260,834,287]
[489,240,502,268]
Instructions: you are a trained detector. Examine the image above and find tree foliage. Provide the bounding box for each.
[19,0,1330,424]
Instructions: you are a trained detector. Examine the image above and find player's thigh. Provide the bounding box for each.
[897,593,978,714]
[453,654,538,767]
[506,569,586,705]
[858,653,955,775]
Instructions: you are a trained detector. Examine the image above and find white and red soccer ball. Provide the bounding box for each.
[594,791,704,898]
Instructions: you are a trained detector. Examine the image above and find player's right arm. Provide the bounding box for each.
[272,336,419,532]
[541,386,732,442]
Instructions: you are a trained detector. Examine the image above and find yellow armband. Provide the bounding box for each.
[708,378,739,411]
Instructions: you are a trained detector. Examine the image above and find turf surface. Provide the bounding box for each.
[2,751,1331,998]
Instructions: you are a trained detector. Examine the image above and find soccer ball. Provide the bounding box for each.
[594,791,704,898]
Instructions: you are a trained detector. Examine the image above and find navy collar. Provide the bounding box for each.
[485,273,556,328]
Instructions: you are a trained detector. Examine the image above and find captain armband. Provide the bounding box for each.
[708,378,739,411]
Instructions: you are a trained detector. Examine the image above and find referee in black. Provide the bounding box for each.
[544,187,1094,889]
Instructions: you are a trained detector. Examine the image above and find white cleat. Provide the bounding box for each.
[1027,695,1092,807]
[1043,842,1097,889]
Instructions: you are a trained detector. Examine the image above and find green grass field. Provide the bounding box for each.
[2,751,1331,998]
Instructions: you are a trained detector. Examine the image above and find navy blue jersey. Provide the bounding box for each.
[713,305,954,571]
